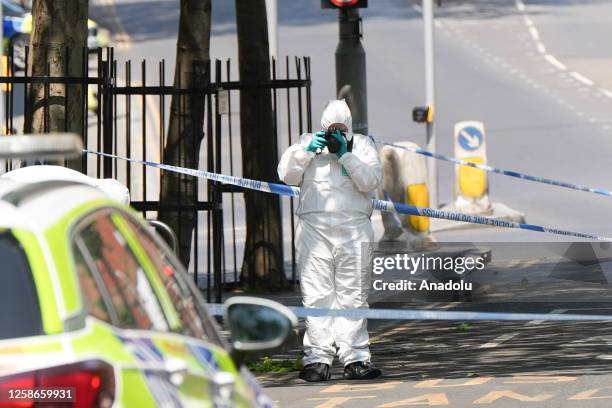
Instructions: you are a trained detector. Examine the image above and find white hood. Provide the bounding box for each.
[320,99,353,141]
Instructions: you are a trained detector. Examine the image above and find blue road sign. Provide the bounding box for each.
[458,126,483,151]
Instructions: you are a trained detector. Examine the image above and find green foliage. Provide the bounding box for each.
[247,356,303,373]
[456,322,471,331]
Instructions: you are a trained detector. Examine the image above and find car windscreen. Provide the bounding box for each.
[0,231,42,340]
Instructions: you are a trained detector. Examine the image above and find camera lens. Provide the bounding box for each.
[327,136,340,153]
[325,128,343,154]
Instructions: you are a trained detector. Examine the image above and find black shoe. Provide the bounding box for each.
[298,363,331,382]
[343,361,382,380]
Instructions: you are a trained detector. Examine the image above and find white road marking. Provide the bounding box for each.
[570,72,595,87]
[528,26,540,41]
[442,0,604,130]
[544,54,567,71]
[370,303,456,343]
[479,332,520,349]
[525,309,568,326]
[562,333,612,362]
[515,0,601,96]
[600,89,612,99]
[555,307,612,359]
[528,307,612,360]
[481,309,569,349]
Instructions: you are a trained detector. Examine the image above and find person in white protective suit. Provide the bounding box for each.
[277,100,382,381]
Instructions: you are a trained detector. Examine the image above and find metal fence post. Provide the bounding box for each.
[213,60,225,301]
[102,55,113,178]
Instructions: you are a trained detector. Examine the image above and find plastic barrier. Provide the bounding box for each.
[83,150,612,241]
[206,303,612,322]
[372,137,612,199]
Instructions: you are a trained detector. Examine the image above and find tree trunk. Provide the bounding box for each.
[158,0,211,268]
[26,0,88,171]
[235,0,285,288]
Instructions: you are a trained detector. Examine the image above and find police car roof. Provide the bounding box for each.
[0,134,110,230]
[0,177,109,230]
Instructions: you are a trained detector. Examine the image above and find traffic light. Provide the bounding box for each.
[321,0,367,9]
[413,106,434,124]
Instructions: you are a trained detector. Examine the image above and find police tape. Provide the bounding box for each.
[206,303,612,322]
[372,137,612,199]
[83,149,612,241]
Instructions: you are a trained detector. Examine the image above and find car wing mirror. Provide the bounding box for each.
[224,296,297,352]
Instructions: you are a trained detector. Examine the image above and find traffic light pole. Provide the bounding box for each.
[335,8,368,135]
[266,0,278,58]
[0,3,3,136]
[423,0,438,209]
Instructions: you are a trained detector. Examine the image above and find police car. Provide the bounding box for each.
[0,134,295,407]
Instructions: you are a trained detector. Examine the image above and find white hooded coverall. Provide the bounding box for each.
[277,100,382,366]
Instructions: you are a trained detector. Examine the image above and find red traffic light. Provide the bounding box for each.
[331,0,359,6]
[321,0,367,8]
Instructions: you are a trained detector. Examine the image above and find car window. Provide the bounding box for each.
[119,215,224,346]
[0,231,42,340]
[74,211,169,331]
[72,241,113,323]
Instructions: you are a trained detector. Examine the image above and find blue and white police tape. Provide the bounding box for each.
[83,149,612,241]
[371,136,612,199]
[206,303,612,322]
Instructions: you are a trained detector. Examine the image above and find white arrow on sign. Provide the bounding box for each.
[459,129,481,149]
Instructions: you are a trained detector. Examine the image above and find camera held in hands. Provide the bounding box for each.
[319,126,346,154]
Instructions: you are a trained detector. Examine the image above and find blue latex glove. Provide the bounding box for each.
[331,130,348,158]
[306,131,327,153]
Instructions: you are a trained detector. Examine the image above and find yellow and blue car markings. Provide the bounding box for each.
[0,194,269,407]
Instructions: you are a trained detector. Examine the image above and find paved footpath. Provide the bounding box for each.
[256,301,612,408]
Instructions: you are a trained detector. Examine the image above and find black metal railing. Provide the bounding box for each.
[0,47,312,302]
